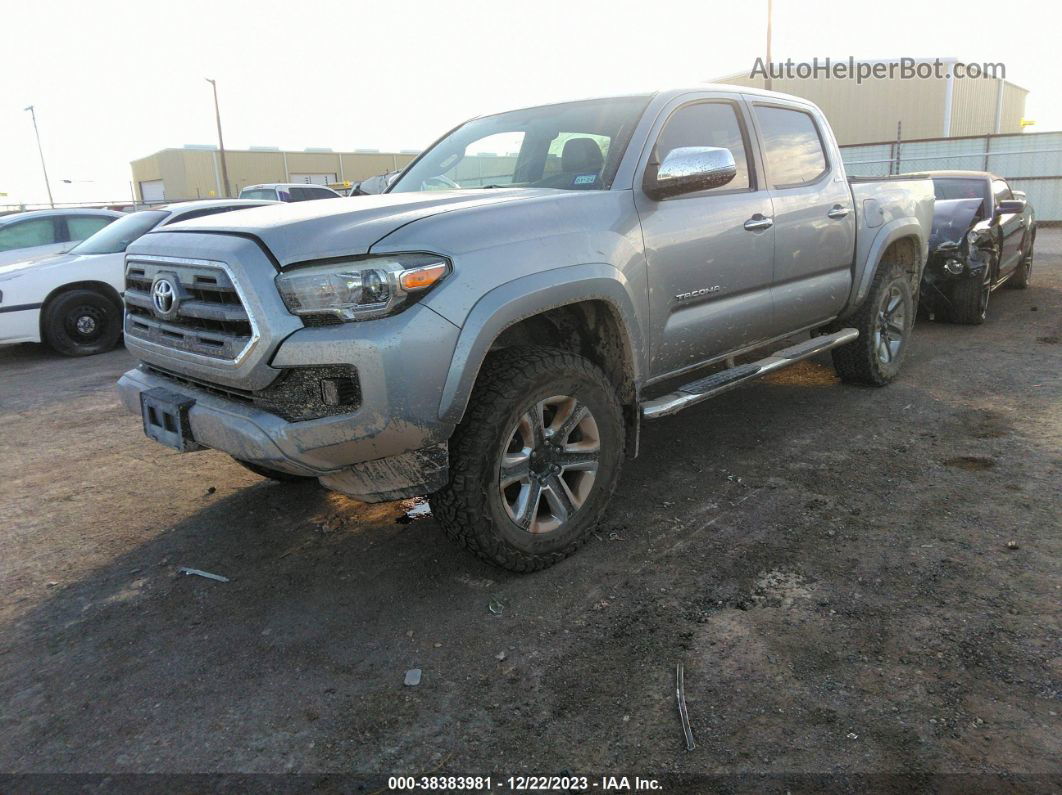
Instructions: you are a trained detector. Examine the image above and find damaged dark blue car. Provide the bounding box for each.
[912,171,1036,324]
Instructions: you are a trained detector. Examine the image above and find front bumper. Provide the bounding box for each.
[118,366,450,501]
[0,305,41,345]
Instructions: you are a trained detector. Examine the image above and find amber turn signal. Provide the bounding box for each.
[400,262,448,290]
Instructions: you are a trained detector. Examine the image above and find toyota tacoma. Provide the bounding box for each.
[118,86,933,571]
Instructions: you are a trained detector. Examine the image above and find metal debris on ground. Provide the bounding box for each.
[396,499,433,524]
[495,651,506,661]
[404,668,422,687]
[1006,540,1020,550]
[676,662,696,751]
[177,567,230,583]
[488,598,505,615]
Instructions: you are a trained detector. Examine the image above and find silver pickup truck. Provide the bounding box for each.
[118,85,933,571]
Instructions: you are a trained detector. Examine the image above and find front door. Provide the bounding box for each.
[636,98,775,379]
[992,178,1024,277]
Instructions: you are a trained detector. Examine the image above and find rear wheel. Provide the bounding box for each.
[42,289,122,356]
[430,346,624,572]
[832,261,914,386]
[947,264,992,325]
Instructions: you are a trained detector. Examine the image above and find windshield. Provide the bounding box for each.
[390,96,651,193]
[70,210,167,255]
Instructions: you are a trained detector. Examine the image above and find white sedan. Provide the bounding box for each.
[0,199,275,356]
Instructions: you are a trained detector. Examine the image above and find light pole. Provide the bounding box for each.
[205,78,232,198]
[24,105,55,208]
[765,0,773,91]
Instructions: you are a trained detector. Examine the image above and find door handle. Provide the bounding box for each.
[743,215,773,231]
[827,205,850,219]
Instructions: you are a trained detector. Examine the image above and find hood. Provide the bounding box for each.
[0,250,97,279]
[147,189,558,267]
[0,249,77,276]
[930,198,985,251]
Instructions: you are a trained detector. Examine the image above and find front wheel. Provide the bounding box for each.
[430,346,625,572]
[947,264,992,325]
[831,261,914,386]
[42,289,123,356]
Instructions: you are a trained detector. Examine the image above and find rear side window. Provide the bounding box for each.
[754,105,828,188]
[240,188,277,200]
[308,187,339,199]
[65,215,114,241]
[654,102,751,191]
[0,218,57,252]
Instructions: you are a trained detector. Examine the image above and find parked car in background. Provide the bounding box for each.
[909,170,1036,324]
[118,86,933,571]
[0,209,124,267]
[239,183,342,202]
[350,171,400,195]
[0,199,276,356]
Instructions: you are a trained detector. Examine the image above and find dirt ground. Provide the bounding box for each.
[1,232,1059,790]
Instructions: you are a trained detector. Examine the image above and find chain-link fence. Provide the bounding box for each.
[841,130,1062,221]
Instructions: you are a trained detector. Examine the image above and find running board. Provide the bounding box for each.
[640,328,859,420]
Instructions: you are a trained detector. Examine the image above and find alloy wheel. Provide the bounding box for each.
[499,395,600,534]
[874,284,907,365]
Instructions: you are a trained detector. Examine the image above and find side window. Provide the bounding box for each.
[0,218,57,252]
[754,105,829,188]
[654,102,751,191]
[66,216,113,242]
[992,179,1013,203]
[289,187,312,201]
[309,187,339,199]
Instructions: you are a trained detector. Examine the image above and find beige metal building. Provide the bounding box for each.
[718,58,1028,145]
[129,147,420,202]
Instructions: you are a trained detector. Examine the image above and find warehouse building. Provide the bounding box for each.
[129,147,420,202]
[717,58,1028,145]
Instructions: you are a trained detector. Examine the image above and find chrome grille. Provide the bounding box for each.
[124,257,256,362]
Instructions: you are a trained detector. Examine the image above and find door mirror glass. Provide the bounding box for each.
[645,146,737,200]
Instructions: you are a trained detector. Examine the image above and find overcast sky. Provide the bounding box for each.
[2,0,1058,205]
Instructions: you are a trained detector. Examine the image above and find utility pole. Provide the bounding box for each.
[205,78,232,198]
[765,0,773,91]
[24,105,54,208]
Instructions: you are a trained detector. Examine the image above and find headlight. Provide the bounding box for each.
[275,253,450,322]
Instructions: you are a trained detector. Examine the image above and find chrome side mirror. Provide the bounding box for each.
[644,146,737,200]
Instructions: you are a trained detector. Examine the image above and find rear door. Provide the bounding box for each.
[749,101,854,335]
[635,94,775,378]
[61,214,115,245]
[991,178,1024,276]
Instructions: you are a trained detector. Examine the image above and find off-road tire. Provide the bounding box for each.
[1006,230,1034,289]
[831,261,914,386]
[233,458,317,483]
[42,288,122,356]
[947,264,992,325]
[430,346,625,572]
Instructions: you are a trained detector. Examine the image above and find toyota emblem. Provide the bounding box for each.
[152,278,177,317]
